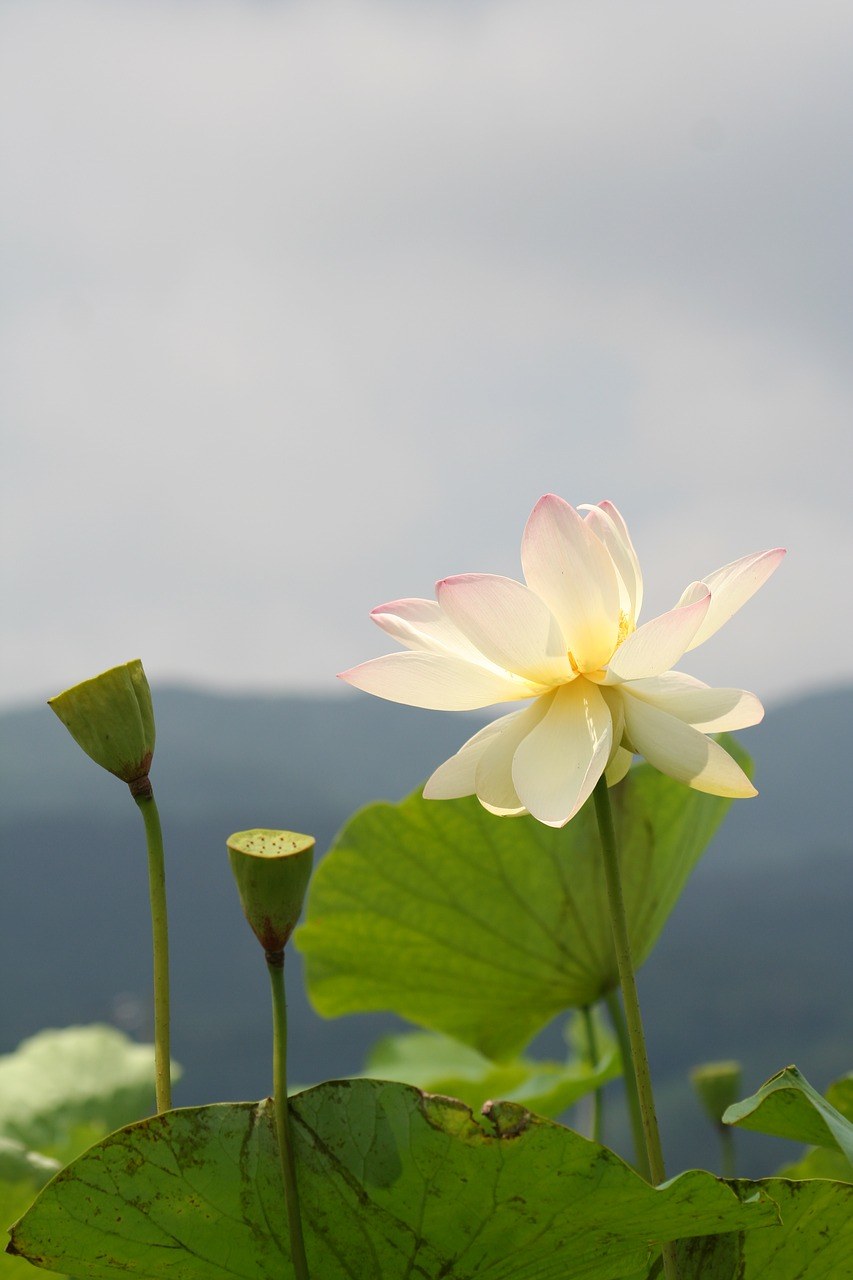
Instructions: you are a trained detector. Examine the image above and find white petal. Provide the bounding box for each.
[437,574,572,684]
[580,501,643,622]
[605,746,633,787]
[422,718,509,799]
[512,681,612,827]
[625,672,764,732]
[599,501,644,620]
[370,598,485,661]
[607,588,711,680]
[621,691,757,798]
[599,683,626,744]
[475,694,555,814]
[521,494,620,672]
[338,652,546,711]
[682,548,786,651]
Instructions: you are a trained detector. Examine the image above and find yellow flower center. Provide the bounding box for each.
[567,610,634,678]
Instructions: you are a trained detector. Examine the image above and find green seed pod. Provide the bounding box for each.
[227,829,314,957]
[48,660,155,793]
[690,1060,743,1128]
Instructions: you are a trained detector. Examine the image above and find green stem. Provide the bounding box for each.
[604,991,650,1179]
[719,1125,737,1180]
[593,776,679,1280]
[580,1006,604,1144]
[267,953,310,1280]
[134,790,171,1113]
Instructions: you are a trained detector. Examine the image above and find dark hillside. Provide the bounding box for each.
[2,684,851,1174]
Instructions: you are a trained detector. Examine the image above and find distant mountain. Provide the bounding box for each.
[2,684,851,1176]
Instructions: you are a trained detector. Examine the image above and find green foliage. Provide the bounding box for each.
[0,1026,165,1154]
[777,1146,852,1181]
[773,1073,853,1181]
[0,1026,168,1280]
[670,1179,853,1279]
[723,1066,853,1170]
[826,1074,853,1120]
[298,746,749,1058]
[364,1011,620,1117]
[10,1080,778,1280]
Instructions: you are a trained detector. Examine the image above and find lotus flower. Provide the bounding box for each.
[340,496,784,827]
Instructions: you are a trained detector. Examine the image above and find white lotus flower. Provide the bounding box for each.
[340,496,784,827]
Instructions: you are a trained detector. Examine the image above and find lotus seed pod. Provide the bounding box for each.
[227,829,314,957]
[690,1060,743,1127]
[48,660,155,793]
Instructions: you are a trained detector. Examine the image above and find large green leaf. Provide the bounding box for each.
[298,747,749,1058]
[667,1179,853,1278]
[10,1080,777,1280]
[365,1017,620,1118]
[0,1141,62,1280]
[723,1066,853,1168]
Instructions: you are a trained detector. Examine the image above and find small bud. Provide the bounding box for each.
[690,1060,743,1128]
[227,829,314,958]
[48,660,155,793]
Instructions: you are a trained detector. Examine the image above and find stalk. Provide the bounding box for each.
[604,991,650,1179]
[593,776,679,1280]
[267,952,310,1280]
[134,788,171,1113]
[719,1126,737,1181]
[580,1006,604,1144]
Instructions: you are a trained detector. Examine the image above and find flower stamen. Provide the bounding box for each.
[615,610,634,649]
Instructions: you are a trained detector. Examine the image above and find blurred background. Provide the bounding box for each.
[2,0,852,1176]
[2,0,852,706]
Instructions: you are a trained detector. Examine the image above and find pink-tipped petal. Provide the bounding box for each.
[607,587,711,681]
[437,573,571,685]
[521,494,620,673]
[339,651,546,711]
[625,672,764,732]
[512,681,612,827]
[675,580,709,609]
[422,718,507,800]
[580,501,643,622]
[370,598,485,660]
[621,690,757,798]
[683,548,786,651]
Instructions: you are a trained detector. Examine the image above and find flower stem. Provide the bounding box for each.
[593,776,679,1280]
[267,952,310,1280]
[604,991,650,1180]
[134,790,171,1113]
[580,1006,604,1144]
[719,1126,737,1180]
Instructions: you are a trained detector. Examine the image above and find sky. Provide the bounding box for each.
[2,0,852,712]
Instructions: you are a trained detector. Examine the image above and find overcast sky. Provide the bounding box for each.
[2,0,852,714]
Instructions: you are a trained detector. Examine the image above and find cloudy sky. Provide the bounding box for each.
[2,0,852,713]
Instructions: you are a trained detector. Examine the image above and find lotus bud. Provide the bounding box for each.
[48,660,156,796]
[690,1060,743,1128]
[227,829,314,961]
